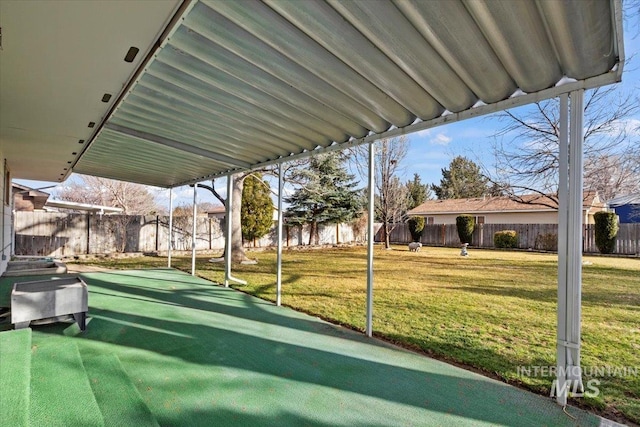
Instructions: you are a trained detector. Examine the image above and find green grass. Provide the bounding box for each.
[0,328,31,427]
[70,246,640,424]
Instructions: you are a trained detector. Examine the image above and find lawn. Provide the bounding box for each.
[69,246,640,424]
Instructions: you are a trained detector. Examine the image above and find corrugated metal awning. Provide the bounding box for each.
[74,0,624,188]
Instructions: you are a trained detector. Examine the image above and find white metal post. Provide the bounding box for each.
[168,187,173,268]
[568,89,584,392]
[557,94,569,406]
[276,164,284,306]
[366,142,375,337]
[556,90,585,405]
[191,184,197,276]
[224,174,233,287]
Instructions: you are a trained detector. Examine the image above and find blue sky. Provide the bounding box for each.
[16,13,640,210]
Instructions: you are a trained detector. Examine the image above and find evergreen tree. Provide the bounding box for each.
[407,216,425,242]
[432,156,489,199]
[406,173,431,209]
[241,173,274,244]
[286,153,363,245]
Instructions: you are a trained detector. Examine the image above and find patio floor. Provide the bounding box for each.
[0,269,619,426]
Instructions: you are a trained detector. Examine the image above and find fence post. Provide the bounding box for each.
[155,215,159,252]
[86,213,90,255]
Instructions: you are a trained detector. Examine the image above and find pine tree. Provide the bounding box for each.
[432,156,489,199]
[286,153,363,245]
[241,173,274,244]
[406,173,431,209]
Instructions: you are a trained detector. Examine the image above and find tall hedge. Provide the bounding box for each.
[407,216,425,242]
[594,211,618,254]
[241,173,274,243]
[456,215,474,245]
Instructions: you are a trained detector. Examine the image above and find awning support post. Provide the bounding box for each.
[276,163,284,306]
[224,174,233,287]
[168,187,173,268]
[366,141,375,337]
[556,90,584,405]
[191,184,197,276]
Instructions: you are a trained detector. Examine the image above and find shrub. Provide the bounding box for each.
[494,230,518,249]
[594,211,618,254]
[456,215,474,244]
[407,216,425,242]
[534,233,557,251]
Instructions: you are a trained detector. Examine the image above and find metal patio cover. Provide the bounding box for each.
[1,0,623,187]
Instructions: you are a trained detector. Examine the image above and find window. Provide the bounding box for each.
[476,216,485,224]
[427,216,434,225]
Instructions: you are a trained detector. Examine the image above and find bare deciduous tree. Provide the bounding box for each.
[55,175,160,214]
[55,175,162,252]
[350,136,410,249]
[489,86,640,207]
[169,203,221,251]
[200,173,253,263]
[205,164,302,263]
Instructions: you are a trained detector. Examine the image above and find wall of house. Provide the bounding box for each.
[418,210,604,225]
[0,155,11,274]
[613,204,640,223]
[420,211,558,225]
[486,211,558,224]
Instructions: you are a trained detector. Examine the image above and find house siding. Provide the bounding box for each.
[419,211,560,225]
[612,204,640,223]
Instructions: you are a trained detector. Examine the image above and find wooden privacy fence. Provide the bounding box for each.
[14,212,639,256]
[14,212,366,257]
[384,223,640,255]
[14,212,216,257]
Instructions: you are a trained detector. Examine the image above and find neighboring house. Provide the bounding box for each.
[407,192,606,225]
[12,183,50,211]
[206,205,226,220]
[607,194,640,223]
[13,183,123,214]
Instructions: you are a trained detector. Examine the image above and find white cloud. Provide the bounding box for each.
[429,133,452,146]
[412,128,432,139]
[607,118,640,137]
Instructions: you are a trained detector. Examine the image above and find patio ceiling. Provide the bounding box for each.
[1,0,624,188]
[0,0,182,183]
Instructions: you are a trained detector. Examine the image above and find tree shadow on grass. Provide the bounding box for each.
[448,284,557,302]
[449,283,640,309]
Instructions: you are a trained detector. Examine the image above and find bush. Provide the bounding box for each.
[242,173,274,243]
[534,233,557,251]
[407,216,425,242]
[594,211,618,254]
[456,215,474,244]
[494,230,518,249]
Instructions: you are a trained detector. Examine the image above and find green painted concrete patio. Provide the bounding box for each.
[0,269,616,426]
